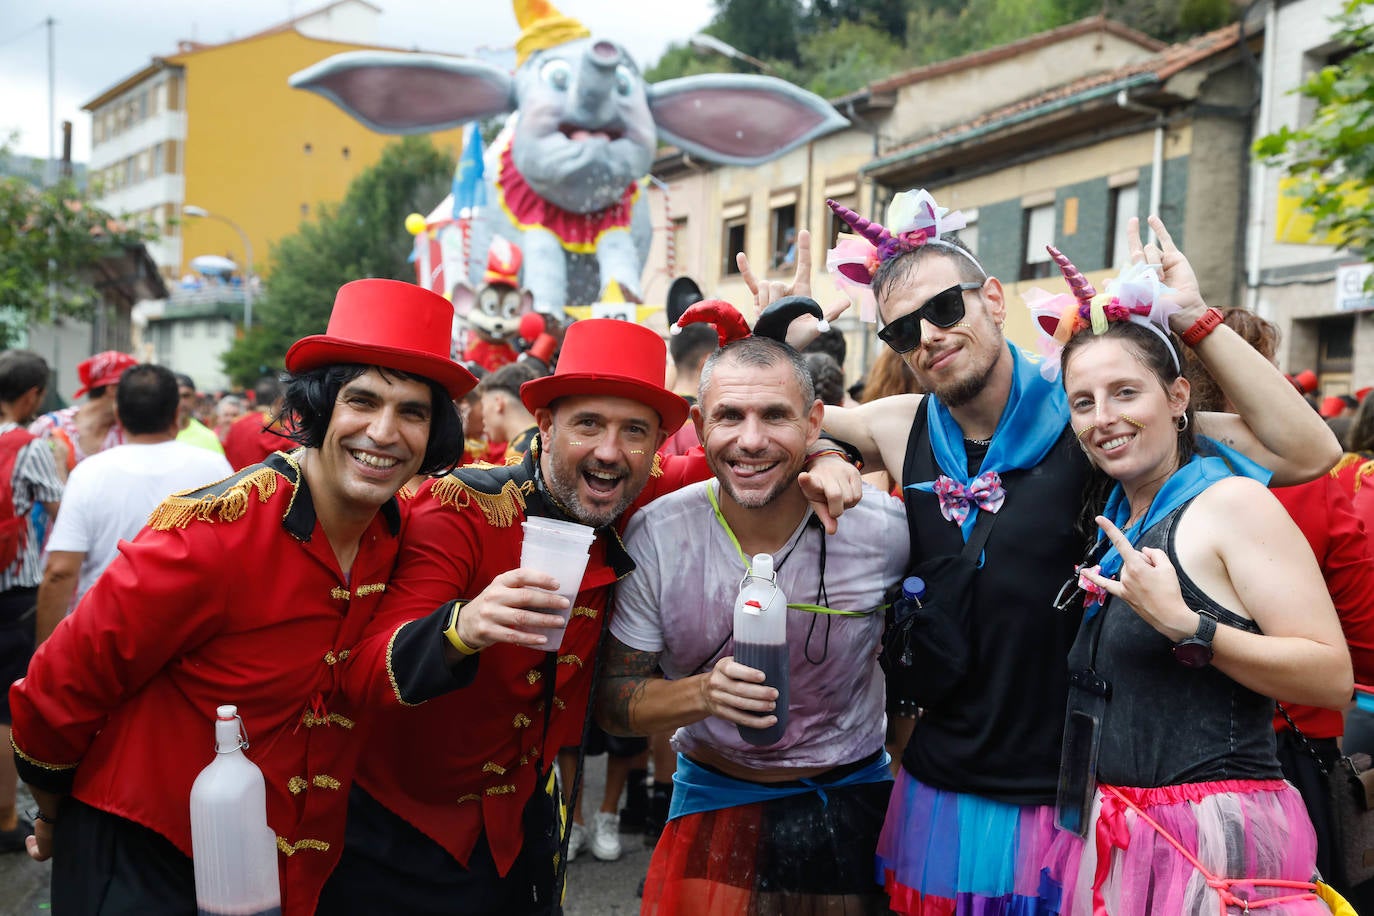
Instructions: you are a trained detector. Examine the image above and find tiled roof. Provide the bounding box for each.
[869,22,1243,171]
[868,15,1166,94]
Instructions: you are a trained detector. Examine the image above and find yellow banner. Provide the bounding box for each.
[1274,176,1368,245]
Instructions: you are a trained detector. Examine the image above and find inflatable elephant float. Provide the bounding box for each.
[289,0,847,316]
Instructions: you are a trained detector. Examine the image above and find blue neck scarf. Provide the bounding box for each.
[1085,443,1271,620]
[909,343,1070,541]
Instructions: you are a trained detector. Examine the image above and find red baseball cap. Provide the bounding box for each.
[1320,395,1347,419]
[73,351,137,398]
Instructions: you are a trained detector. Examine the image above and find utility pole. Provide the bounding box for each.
[46,16,55,186]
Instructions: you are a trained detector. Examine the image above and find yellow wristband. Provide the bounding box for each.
[443,602,481,656]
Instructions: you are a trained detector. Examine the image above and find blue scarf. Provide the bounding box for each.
[1085,442,1271,620]
[909,343,1070,541]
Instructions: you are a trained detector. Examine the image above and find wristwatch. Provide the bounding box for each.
[1172,613,1217,668]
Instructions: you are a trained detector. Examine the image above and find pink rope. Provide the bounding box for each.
[1097,784,1318,915]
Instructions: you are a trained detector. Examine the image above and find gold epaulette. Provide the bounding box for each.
[147,464,283,531]
[1330,453,1366,478]
[430,474,533,528]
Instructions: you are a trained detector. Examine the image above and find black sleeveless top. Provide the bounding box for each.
[1071,500,1282,787]
[901,407,1089,805]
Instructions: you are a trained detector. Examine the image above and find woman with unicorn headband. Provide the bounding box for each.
[1032,237,1353,915]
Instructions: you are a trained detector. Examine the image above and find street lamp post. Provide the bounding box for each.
[182,204,254,329]
[687,34,773,74]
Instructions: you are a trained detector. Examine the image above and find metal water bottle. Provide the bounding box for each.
[733,553,790,746]
[190,705,282,916]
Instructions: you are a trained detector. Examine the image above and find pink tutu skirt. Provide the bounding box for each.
[1042,779,1331,915]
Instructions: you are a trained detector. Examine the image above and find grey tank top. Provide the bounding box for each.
[1067,499,1283,788]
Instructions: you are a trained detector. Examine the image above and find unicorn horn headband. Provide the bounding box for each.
[1024,246,1180,381]
[824,189,982,323]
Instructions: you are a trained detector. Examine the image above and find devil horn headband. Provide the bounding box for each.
[675,297,828,347]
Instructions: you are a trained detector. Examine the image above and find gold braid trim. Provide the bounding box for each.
[1331,453,1365,478]
[482,761,507,775]
[356,583,387,597]
[526,669,542,685]
[1356,460,1374,494]
[10,734,78,771]
[277,837,331,856]
[553,697,566,710]
[457,793,480,805]
[300,710,354,730]
[513,713,532,728]
[147,465,279,530]
[288,777,308,795]
[485,784,516,796]
[570,606,598,619]
[312,775,341,790]
[650,452,664,478]
[385,623,421,707]
[430,475,528,528]
[557,654,583,668]
[330,587,350,601]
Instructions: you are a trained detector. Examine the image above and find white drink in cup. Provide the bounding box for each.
[520,516,596,651]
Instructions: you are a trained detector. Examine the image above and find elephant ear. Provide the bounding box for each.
[647,74,848,166]
[290,51,516,134]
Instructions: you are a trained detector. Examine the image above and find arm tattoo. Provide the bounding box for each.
[596,637,661,736]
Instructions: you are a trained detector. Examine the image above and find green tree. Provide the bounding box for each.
[221,136,454,386]
[785,20,911,98]
[0,166,149,348]
[1254,0,1374,264]
[710,0,804,65]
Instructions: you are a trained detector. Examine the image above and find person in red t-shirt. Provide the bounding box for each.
[1188,307,1374,898]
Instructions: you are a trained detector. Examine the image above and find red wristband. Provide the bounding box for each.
[1180,307,1224,347]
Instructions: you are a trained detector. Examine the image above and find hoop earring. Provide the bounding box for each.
[1175,414,1188,432]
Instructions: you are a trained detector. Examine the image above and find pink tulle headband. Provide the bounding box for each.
[825,189,982,322]
[1024,246,1180,381]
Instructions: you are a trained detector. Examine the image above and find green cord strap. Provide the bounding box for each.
[706,481,876,618]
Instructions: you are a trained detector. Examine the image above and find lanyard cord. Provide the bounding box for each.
[706,481,867,618]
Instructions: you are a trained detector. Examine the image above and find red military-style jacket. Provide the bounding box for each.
[353,444,706,875]
[10,451,468,916]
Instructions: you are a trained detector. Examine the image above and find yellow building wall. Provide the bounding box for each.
[170,29,468,278]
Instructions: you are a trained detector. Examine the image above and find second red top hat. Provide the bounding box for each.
[521,319,689,434]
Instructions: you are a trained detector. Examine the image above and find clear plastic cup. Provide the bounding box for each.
[520,517,595,651]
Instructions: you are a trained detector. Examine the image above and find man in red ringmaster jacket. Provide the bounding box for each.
[9,280,483,915]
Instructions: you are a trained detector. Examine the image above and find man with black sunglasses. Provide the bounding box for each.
[816,196,1340,914]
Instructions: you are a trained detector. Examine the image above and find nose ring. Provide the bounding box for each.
[1076,425,1095,441]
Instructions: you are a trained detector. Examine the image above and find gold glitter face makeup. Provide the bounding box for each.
[1120,415,1147,430]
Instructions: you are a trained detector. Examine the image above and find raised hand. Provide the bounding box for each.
[1127,215,1205,324]
[737,229,813,316]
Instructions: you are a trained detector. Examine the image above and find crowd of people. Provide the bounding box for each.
[0,188,1371,916]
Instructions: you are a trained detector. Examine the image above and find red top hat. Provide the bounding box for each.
[520,319,689,434]
[285,279,477,399]
[74,350,137,398]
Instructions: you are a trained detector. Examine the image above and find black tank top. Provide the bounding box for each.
[901,406,1089,805]
[1071,500,1282,787]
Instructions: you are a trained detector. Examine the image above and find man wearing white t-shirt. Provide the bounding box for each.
[35,364,231,643]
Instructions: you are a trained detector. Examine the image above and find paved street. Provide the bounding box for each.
[1,763,648,915]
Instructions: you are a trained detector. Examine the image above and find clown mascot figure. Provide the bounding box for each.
[452,237,535,372]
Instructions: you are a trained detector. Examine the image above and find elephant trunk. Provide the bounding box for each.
[572,40,623,129]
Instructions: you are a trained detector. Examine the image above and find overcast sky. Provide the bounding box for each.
[0,0,715,161]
